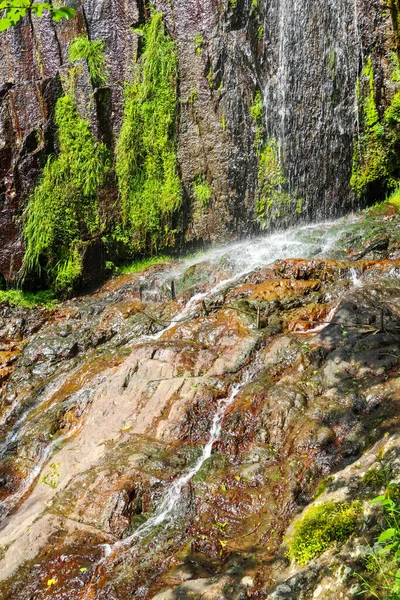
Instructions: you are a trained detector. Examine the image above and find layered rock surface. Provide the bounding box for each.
[0,210,400,598]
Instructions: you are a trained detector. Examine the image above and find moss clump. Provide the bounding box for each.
[351,58,400,198]
[387,186,400,208]
[115,255,171,275]
[0,289,57,309]
[256,139,292,229]
[287,501,362,565]
[115,10,181,255]
[69,35,108,87]
[22,94,110,294]
[250,90,263,152]
[193,175,212,207]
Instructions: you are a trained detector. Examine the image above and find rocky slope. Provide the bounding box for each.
[0,206,400,599]
[0,0,396,283]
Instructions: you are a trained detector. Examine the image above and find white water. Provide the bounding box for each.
[115,383,244,549]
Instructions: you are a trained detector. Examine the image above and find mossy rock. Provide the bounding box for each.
[287,501,362,566]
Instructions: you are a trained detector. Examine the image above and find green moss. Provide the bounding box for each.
[115,10,181,255]
[256,139,293,228]
[351,58,400,198]
[193,175,212,207]
[115,255,171,275]
[387,186,400,208]
[0,289,57,309]
[69,35,108,87]
[22,93,110,293]
[287,501,362,566]
[194,34,204,55]
[314,476,334,499]
[250,90,263,152]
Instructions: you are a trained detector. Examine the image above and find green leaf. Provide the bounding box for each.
[0,17,12,30]
[51,7,76,22]
[32,3,52,17]
[370,495,386,503]
[378,528,396,543]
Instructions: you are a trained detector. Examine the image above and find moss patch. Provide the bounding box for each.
[256,139,293,229]
[0,289,57,309]
[193,175,212,207]
[69,35,108,87]
[115,10,181,255]
[22,93,110,294]
[351,57,400,198]
[115,255,172,275]
[287,501,362,565]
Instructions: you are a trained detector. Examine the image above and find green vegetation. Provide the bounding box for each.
[115,10,181,255]
[0,0,75,31]
[351,58,400,198]
[314,476,334,499]
[194,34,204,55]
[69,35,109,87]
[387,186,400,208]
[256,139,292,228]
[250,90,263,152]
[115,255,172,275]
[22,93,110,294]
[287,501,362,565]
[193,175,212,207]
[357,485,400,599]
[189,89,198,104]
[0,289,57,309]
[228,0,237,9]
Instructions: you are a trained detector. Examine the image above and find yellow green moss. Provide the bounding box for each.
[115,10,181,254]
[287,501,362,566]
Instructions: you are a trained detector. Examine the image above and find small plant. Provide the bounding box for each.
[387,187,400,209]
[41,462,61,488]
[256,139,291,228]
[357,485,400,599]
[69,35,108,87]
[0,1,75,31]
[193,175,212,207]
[194,33,204,55]
[250,90,263,151]
[287,501,362,566]
[0,289,57,309]
[189,89,198,104]
[250,90,263,123]
[228,0,237,9]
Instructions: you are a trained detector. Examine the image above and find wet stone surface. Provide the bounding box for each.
[0,216,400,598]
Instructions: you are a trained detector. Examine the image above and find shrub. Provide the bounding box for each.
[287,501,362,565]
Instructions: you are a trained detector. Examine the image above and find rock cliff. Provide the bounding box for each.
[0,0,396,284]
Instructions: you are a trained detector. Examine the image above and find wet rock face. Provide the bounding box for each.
[0,0,394,281]
[1,213,400,599]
